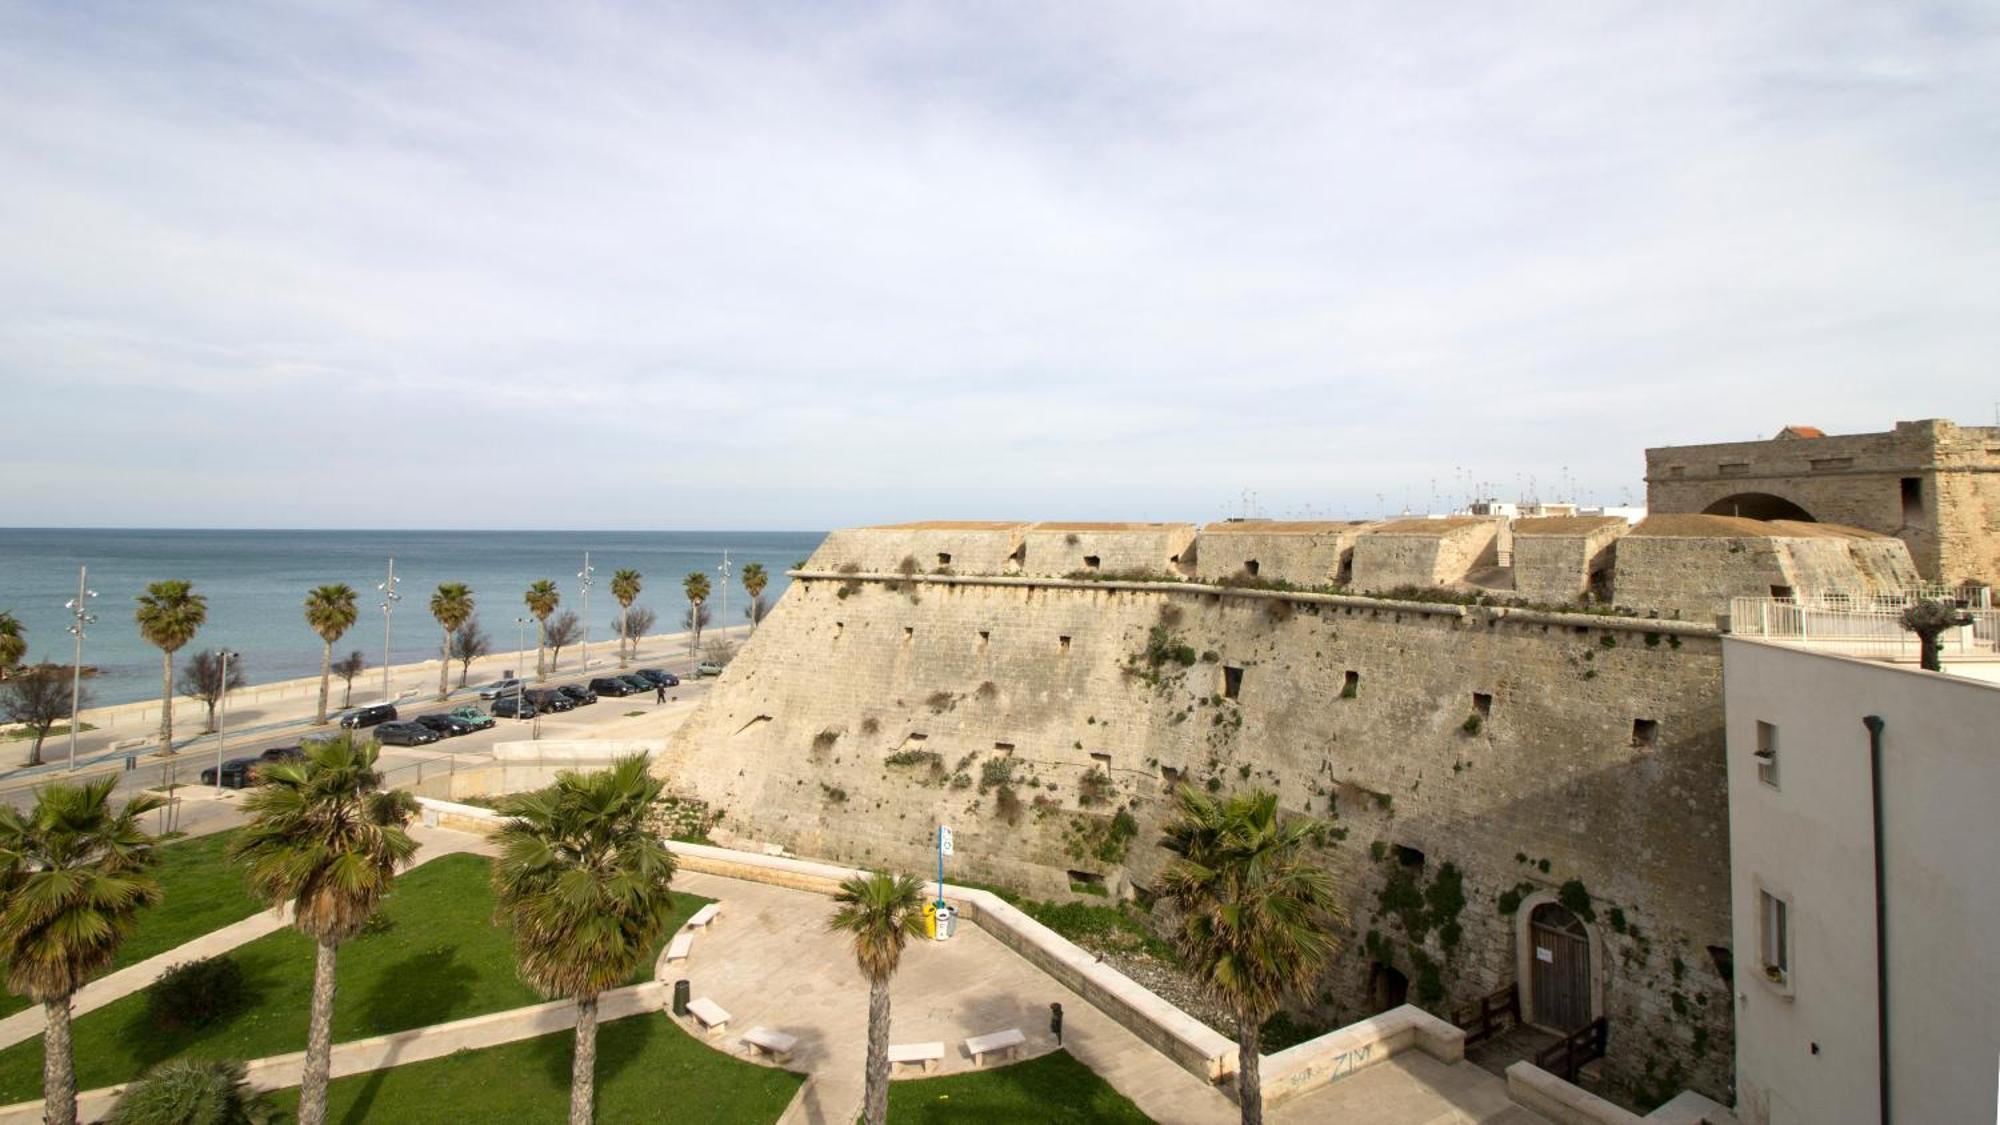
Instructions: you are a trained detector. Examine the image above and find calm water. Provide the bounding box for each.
[0,529,826,706]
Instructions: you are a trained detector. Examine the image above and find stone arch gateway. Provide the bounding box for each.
[1700,493,1815,522]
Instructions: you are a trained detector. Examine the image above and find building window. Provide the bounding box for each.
[1341,670,1360,699]
[1059,635,1071,653]
[1472,692,1493,717]
[1755,721,1779,788]
[1083,555,1101,570]
[1245,559,1261,577]
[1758,890,1790,983]
[1900,477,1923,522]
[1222,666,1244,700]
[937,552,952,566]
[1631,718,1659,750]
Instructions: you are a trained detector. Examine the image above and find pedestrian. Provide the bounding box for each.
[656,682,666,704]
[1050,1002,1063,1045]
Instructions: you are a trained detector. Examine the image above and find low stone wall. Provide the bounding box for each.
[1260,1005,1464,1108]
[1505,1063,1645,1125]
[490,739,662,761]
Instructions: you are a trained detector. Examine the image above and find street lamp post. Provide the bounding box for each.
[577,552,594,674]
[64,566,97,772]
[378,558,401,703]
[717,549,732,647]
[213,650,237,796]
[514,617,531,726]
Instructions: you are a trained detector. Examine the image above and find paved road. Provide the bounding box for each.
[0,643,726,814]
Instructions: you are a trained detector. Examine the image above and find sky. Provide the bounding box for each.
[2,2,1997,529]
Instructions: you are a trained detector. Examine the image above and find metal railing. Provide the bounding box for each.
[1729,597,2000,658]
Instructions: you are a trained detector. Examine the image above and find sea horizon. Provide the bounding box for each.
[0,527,827,708]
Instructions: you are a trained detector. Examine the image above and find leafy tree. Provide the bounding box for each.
[740,564,769,632]
[180,650,247,733]
[230,735,418,1125]
[331,651,365,710]
[2,663,90,767]
[608,570,642,668]
[524,581,561,681]
[826,871,927,1125]
[681,572,710,652]
[135,580,207,755]
[1900,598,1974,672]
[429,583,475,700]
[106,1057,276,1125]
[0,777,166,1125]
[543,612,581,674]
[1157,787,1343,1125]
[0,612,24,674]
[450,619,491,687]
[493,757,677,1125]
[302,585,358,726]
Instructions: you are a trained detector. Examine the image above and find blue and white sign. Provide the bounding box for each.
[938,825,955,856]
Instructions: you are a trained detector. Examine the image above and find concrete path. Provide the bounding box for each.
[0,822,494,1052]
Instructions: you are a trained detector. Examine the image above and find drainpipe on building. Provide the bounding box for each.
[1863,714,1889,1125]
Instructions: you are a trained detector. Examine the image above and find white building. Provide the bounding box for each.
[1723,636,2000,1125]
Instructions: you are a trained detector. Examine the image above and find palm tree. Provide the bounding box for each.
[1157,787,1342,1125]
[429,583,475,699]
[230,736,418,1125]
[0,611,25,674]
[826,871,927,1125]
[609,570,642,668]
[303,586,359,726]
[740,564,768,632]
[492,757,676,1125]
[135,580,207,755]
[681,572,711,653]
[524,580,561,681]
[0,778,166,1125]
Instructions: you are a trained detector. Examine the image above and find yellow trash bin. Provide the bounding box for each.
[922,901,939,939]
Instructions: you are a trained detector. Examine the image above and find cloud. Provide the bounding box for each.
[2,1,1997,527]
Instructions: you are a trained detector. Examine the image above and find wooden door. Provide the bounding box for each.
[1530,904,1592,1031]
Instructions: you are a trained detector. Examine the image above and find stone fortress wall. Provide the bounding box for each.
[1511,517,1627,603]
[1645,419,2000,584]
[656,524,1739,1105]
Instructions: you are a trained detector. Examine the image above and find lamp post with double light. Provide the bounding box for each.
[64,567,96,772]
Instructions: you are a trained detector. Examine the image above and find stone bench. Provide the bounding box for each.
[741,1026,798,1064]
[686,903,721,929]
[965,1028,1025,1067]
[663,932,694,963]
[889,1042,945,1074]
[687,997,731,1036]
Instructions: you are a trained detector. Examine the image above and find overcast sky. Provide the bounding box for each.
[2,2,1996,529]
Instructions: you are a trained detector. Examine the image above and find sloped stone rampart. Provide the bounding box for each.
[654,568,1734,1103]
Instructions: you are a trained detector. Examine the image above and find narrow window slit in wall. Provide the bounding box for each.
[1083,555,1101,570]
[1090,752,1111,766]
[903,626,914,642]
[1901,477,1923,522]
[1472,692,1493,717]
[1341,670,1360,699]
[994,742,1015,755]
[1631,718,1659,750]
[1222,666,1244,700]
[1245,559,1261,577]
[1059,635,1071,653]
[937,552,952,566]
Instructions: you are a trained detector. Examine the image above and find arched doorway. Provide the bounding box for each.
[1528,903,1593,1032]
[1702,493,1815,522]
[1369,961,1409,1012]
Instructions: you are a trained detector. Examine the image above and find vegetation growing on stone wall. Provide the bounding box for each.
[818,783,848,804]
[994,784,1023,824]
[1064,808,1139,865]
[834,561,863,600]
[1125,624,1198,691]
[885,747,943,769]
[859,716,880,735]
[1460,713,1482,735]
[1496,881,1537,915]
[1558,878,1596,922]
[812,728,841,754]
[974,681,998,701]
[1077,767,1113,807]
[925,690,956,713]
[978,757,1014,792]
[650,794,719,844]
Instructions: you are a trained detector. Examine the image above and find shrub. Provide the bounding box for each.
[979,757,1015,792]
[146,957,248,1032]
[885,748,942,769]
[1077,767,1113,807]
[107,1058,276,1125]
[1460,713,1482,736]
[925,690,956,713]
[812,728,841,753]
[994,784,1023,825]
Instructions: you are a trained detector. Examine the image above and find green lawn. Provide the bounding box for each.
[0,852,710,1102]
[0,830,264,1019]
[266,1012,802,1124]
[886,1050,1154,1123]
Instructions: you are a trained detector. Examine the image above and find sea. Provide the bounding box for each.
[0,529,826,708]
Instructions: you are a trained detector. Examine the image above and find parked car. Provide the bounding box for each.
[490,696,538,719]
[589,676,635,697]
[556,683,598,705]
[617,674,654,694]
[339,704,397,729]
[635,669,679,688]
[694,661,724,678]
[447,705,496,730]
[414,713,474,737]
[374,721,443,746]
[525,689,574,713]
[257,745,305,764]
[478,678,525,700]
[199,757,260,789]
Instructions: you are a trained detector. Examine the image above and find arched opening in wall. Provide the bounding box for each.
[1527,902,1593,1032]
[1701,492,1815,521]
[1369,962,1409,1012]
